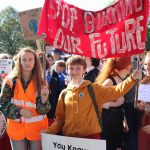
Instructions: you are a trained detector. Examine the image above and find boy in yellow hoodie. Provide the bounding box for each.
[46,55,141,139]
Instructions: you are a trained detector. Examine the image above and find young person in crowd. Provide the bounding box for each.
[54,60,67,92]
[137,52,150,150]
[96,57,132,150]
[45,53,59,86]
[54,60,66,74]
[49,49,66,101]
[0,47,50,150]
[84,57,100,83]
[51,48,65,62]
[50,48,65,75]
[45,55,141,139]
[46,53,54,77]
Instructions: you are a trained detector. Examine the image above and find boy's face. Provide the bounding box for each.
[67,64,85,80]
[55,66,65,73]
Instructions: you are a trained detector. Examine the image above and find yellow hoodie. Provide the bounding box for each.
[46,76,136,137]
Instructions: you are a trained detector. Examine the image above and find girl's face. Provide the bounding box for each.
[20,52,35,73]
[144,56,150,76]
[67,64,85,80]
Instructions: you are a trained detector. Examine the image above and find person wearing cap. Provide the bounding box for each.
[51,48,65,72]
[51,48,65,62]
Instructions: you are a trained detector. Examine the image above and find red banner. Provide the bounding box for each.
[38,0,149,59]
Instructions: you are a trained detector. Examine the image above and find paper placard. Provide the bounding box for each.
[18,8,42,40]
[0,59,12,78]
[41,133,106,150]
[138,84,150,102]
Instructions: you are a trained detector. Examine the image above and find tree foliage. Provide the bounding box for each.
[145,22,150,51]
[0,6,37,56]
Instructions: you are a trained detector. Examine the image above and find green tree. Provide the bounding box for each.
[146,22,150,51]
[0,6,37,56]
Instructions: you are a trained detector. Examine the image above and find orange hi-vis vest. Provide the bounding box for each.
[6,77,48,141]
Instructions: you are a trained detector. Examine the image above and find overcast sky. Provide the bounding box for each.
[0,0,117,12]
[0,0,44,12]
[64,0,117,11]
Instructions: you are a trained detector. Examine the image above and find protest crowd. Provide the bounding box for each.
[0,0,150,150]
[0,47,149,150]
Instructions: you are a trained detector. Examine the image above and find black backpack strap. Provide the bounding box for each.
[11,77,17,97]
[61,89,67,110]
[87,84,103,130]
[109,76,117,85]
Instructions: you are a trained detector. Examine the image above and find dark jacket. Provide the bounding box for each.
[84,68,99,83]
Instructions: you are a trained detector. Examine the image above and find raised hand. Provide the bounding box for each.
[20,109,33,119]
[41,84,49,104]
[131,69,142,81]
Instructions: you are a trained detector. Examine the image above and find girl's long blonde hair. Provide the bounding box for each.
[10,47,43,97]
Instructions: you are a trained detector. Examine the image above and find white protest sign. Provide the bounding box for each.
[0,59,12,78]
[138,84,150,102]
[41,133,106,150]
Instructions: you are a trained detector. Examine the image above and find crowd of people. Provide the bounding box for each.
[0,46,149,150]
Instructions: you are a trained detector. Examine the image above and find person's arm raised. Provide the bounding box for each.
[95,69,142,105]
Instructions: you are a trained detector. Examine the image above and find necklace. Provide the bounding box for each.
[116,74,128,81]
